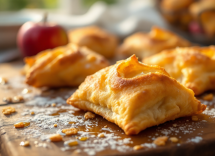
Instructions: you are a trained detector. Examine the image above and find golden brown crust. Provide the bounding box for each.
[189,0,215,37]
[161,0,194,12]
[118,26,191,59]
[143,46,215,95]
[67,55,205,135]
[189,0,215,17]
[2,106,16,115]
[68,26,118,58]
[24,43,110,88]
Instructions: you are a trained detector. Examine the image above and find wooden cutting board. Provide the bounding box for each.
[1,61,215,156]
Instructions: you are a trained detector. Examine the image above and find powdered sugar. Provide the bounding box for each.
[25,96,66,107]
[19,99,210,155]
[203,108,215,117]
[6,75,215,155]
[155,121,203,136]
[200,99,214,106]
[187,136,203,143]
[141,143,156,148]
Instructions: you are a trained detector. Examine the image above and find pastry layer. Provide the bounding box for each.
[67,55,206,135]
[143,46,215,95]
[24,43,109,87]
[118,26,191,59]
[68,26,118,58]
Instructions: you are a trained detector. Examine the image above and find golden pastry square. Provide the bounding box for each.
[143,46,215,95]
[67,55,206,135]
[118,26,191,59]
[24,44,109,87]
[68,26,118,58]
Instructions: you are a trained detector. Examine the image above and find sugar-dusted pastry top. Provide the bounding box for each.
[24,43,109,87]
[118,26,191,59]
[143,46,215,95]
[67,55,206,135]
[68,26,118,58]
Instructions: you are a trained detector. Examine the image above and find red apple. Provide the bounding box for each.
[17,19,68,57]
[188,21,204,34]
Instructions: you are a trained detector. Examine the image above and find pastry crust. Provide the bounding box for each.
[67,55,206,135]
[189,0,215,37]
[143,46,215,95]
[190,0,215,18]
[68,26,118,58]
[24,43,109,87]
[161,0,194,12]
[118,26,191,59]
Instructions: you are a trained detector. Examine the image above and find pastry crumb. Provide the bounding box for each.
[24,122,30,127]
[153,136,168,146]
[14,122,25,128]
[20,141,30,147]
[2,106,16,115]
[49,134,63,142]
[64,140,79,146]
[170,137,179,143]
[62,128,78,136]
[98,133,105,138]
[13,95,24,103]
[133,145,144,150]
[78,136,88,141]
[2,97,12,103]
[52,103,56,107]
[192,115,198,121]
[31,111,35,115]
[14,122,30,128]
[84,112,95,119]
[173,124,177,127]
[203,94,213,101]
[54,124,58,127]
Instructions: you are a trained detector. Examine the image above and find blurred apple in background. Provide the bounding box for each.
[17,13,68,57]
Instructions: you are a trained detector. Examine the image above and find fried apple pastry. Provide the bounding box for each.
[160,0,193,28]
[189,0,215,37]
[118,26,191,59]
[24,44,109,87]
[67,55,206,135]
[68,26,118,58]
[161,0,194,12]
[143,46,215,95]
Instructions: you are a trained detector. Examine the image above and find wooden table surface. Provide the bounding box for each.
[1,61,215,156]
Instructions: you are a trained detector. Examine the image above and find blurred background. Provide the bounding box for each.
[0,0,215,62]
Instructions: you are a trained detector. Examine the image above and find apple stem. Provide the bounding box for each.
[43,12,48,24]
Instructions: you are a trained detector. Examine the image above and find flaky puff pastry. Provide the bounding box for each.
[67,55,206,135]
[68,26,118,58]
[143,46,215,95]
[24,44,109,87]
[118,26,191,59]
